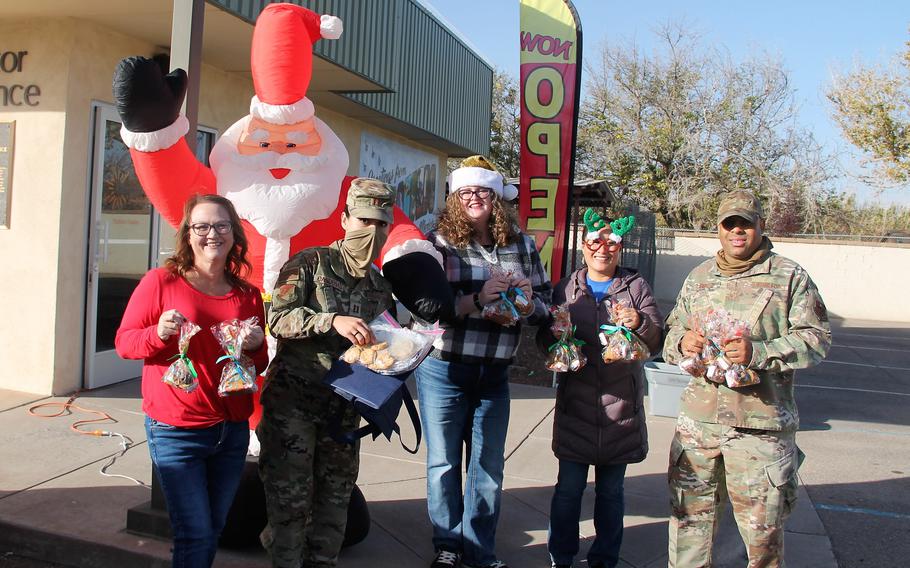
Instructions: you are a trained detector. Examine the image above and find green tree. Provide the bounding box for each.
[577,24,836,231]
[489,68,521,178]
[828,31,910,187]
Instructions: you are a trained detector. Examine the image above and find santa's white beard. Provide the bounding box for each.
[211,130,348,239]
[214,152,340,239]
[209,115,351,290]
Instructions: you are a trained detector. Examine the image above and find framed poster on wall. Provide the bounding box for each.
[359,131,439,233]
[0,121,14,229]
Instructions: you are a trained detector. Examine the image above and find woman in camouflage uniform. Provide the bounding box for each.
[257,178,397,568]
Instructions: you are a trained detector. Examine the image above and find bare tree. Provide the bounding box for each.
[577,24,837,230]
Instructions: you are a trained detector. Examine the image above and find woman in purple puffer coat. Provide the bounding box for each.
[537,213,663,568]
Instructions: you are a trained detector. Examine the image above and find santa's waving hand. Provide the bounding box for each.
[112,3,453,325]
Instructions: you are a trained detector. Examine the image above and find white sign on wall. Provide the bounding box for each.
[359,131,439,233]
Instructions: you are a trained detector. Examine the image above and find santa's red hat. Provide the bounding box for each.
[249,3,343,125]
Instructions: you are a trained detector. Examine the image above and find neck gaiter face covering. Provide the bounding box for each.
[715,236,773,276]
[339,225,387,278]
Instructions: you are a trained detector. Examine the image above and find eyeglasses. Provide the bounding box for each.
[189,222,233,236]
[583,238,621,252]
[456,188,492,201]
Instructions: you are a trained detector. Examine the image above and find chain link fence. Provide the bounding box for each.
[564,199,657,286]
[656,227,910,248]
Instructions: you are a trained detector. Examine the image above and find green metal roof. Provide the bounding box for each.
[207,0,492,156]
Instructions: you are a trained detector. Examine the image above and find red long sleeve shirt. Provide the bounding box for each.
[115,268,268,428]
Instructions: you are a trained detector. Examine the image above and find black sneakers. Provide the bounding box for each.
[431,550,461,568]
[464,561,509,568]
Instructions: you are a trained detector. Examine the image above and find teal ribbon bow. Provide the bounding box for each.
[498,291,520,320]
[167,353,198,379]
[216,354,248,383]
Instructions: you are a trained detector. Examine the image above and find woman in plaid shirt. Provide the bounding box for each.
[416,156,552,568]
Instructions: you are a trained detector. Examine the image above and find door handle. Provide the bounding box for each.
[101,220,110,264]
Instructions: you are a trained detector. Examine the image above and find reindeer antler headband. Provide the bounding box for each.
[583,208,635,243]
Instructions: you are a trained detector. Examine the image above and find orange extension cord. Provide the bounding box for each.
[27,392,118,436]
[27,392,149,487]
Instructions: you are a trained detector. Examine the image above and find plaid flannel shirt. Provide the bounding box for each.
[427,229,553,364]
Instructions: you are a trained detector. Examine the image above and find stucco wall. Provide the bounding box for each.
[0,17,447,396]
[0,18,74,395]
[654,233,910,322]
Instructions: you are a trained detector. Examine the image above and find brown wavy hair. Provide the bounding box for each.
[165,194,253,289]
[436,191,520,248]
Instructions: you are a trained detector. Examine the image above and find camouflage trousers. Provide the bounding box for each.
[667,417,804,568]
[258,375,360,568]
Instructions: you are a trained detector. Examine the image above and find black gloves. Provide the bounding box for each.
[383,252,456,325]
[113,56,187,133]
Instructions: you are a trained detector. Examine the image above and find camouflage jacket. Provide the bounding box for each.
[265,242,396,393]
[663,251,831,431]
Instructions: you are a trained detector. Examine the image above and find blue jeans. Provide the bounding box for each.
[548,460,627,568]
[145,416,249,568]
[415,356,511,567]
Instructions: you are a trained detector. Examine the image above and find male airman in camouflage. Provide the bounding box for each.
[663,190,831,567]
[257,178,397,568]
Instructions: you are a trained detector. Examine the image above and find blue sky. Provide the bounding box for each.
[426,0,910,206]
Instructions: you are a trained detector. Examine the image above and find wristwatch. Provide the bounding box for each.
[473,292,484,311]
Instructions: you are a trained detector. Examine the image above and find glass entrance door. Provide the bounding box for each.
[84,105,155,389]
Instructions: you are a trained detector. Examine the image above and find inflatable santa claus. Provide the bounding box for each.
[113,3,452,439]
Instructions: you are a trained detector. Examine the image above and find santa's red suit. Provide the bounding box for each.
[113,3,451,435]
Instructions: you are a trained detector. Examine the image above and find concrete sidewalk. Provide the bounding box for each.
[0,379,836,568]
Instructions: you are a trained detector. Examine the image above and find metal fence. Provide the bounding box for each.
[655,227,910,247]
[565,201,657,286]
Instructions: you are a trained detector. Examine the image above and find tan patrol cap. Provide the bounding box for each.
[717,190,764,224]
[346,177,395,224]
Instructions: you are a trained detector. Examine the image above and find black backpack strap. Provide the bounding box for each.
[328,402,381,446]
[397,385,422,454]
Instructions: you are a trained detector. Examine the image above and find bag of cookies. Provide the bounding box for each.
[481,266,535,326]
[340,311,434,375]
[211,317,260,396]
[545,304,587,372]
[597,299,650,363]
[678,309,760,388]
[163,320,201,393]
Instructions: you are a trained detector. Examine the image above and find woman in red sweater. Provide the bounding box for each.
[116,194,267,568]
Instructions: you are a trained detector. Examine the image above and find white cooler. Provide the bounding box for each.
[644,361,692,418]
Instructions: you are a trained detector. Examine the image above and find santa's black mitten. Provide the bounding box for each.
[383,252,456,325]
[113,56,187,133]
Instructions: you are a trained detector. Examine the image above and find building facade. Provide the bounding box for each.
[0,0,492,395]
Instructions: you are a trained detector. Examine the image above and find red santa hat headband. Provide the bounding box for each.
[249,3,343,125]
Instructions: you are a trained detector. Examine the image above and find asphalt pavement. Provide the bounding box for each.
[789,318,910,567]
[0,317,906,567]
